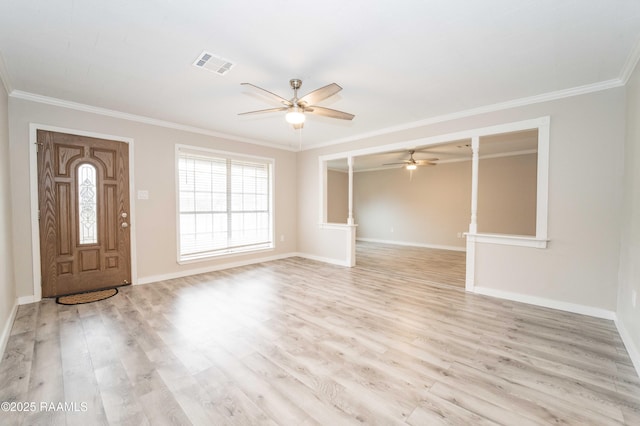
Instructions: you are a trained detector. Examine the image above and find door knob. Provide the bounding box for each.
[121,212,128,218]
[121,222,129,228]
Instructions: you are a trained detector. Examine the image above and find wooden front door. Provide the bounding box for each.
[37,130,131,297]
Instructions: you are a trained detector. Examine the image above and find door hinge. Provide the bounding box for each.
[38,210,40,221]
[35,142,43,152]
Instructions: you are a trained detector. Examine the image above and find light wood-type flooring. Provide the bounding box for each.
[356,241,466,288]
[1,255,640,424]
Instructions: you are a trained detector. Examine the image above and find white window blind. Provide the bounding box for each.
[177,149,273,261]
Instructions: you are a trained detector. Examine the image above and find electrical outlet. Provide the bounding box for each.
[390,227,394,233]
[280,234,285,242]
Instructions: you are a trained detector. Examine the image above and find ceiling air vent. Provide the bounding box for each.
[193,51,235,76]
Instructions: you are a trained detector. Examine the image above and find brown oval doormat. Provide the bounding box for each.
[56,288,118,305]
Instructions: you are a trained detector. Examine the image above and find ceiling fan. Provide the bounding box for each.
[239,79,355,129]
[383,150,438,170]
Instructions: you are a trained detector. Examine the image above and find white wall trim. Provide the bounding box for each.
[615,317,640,378]
[17,295,37,305]
[305,81,620,151]
[467,233,548,249]
[338,149,538,173]
[356,237,465,252]
[0,51,13,95]
[12,90,296,152]
[0,300,18,360]
[319,117,550,162]
[138,251,352,285]
[28,123,138,302]
[473,286,616,320]
[620,36,640,85]
[136,252,297,285]
[436,148,538,165]
[294,252,351,267]
[7,70,630,156]
[320,222,358,230]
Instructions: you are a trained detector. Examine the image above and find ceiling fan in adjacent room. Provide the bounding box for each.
[383,150,438,170]
[239,79,355,129]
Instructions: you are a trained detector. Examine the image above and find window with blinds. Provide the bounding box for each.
[177,148,273,261]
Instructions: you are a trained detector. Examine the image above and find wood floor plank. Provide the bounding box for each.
[406,392,496,426]
[356,241,466,288]
[205,346,317,425]
[22,301,64,426]
[0,243,639,424]
[58,305,109,426]
[194,364,277,426]
[427,380,540,426]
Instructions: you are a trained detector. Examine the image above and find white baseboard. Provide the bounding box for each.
[473,286,616,320]
[0,300,18,361]
[356,237,466,252]
[294,252,351,267]
[136,252,297,285]
[18,295,38,305]
[615,317,640,379]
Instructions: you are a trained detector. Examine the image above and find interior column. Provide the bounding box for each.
[347,156,354,225]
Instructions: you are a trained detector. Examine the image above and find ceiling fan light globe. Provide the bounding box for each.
[286,110,305,124]
[406,164,417,171]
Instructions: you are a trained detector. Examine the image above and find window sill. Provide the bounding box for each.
[466,233,548,249]
[178,244,274,265]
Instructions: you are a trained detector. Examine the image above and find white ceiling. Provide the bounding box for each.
[1,1,639,150]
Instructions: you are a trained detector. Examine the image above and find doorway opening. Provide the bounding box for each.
[320,117,549,290]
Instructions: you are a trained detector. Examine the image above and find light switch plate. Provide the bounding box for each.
[137,190,149,200]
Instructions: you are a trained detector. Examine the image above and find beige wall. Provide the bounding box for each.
[0,76,16,344]
[8,98,298,297]
[472,90,624,311]
[477,153,537,235]
[618,61,640,364]
[327,169,348,223]
[353,153,537,248]
[354,161,470,249]
[299,88,625,311]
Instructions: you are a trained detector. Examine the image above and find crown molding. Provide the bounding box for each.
[303,78,624,151]
[9,90,297,152]
[0,51,13,95]
[620,36,640,85]
[6,66,632,155]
